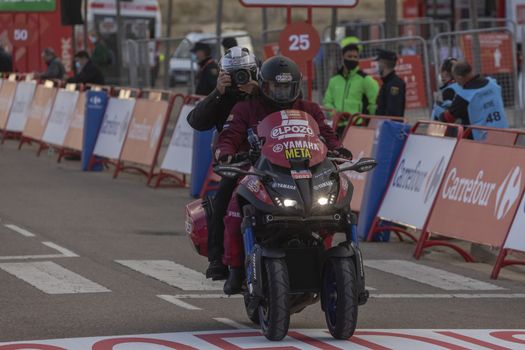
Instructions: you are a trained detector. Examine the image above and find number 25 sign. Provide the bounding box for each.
[279,22,320,63]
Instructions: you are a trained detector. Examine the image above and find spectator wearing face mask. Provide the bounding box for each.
[323,43,379,134]
[431,57,459,120]
[89,31,111,76]
[66,51,104,85]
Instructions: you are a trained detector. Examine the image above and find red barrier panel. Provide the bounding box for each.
[414,126,525,266]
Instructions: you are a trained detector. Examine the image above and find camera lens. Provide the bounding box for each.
[233,69,250,85]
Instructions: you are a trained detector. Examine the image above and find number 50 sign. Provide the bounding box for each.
[279,22,320,63]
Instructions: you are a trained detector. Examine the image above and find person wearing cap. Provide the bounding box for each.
[187,46,259,281]
[192,42,219,96]
[439,61,508,139]
[323,43,379,134]
[35,48,65,80]
[376,49,406,117]
[431,57,460,120]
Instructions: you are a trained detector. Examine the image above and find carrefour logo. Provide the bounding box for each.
[424,157,446,204]
[89,95,102,105]
[442,166,522,220]
[495,166,522,220]
[392,159,428,193]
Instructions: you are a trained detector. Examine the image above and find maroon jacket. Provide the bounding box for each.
[215,97,341,160]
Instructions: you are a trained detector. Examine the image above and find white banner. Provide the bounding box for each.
[93,98,136,160]
[161,104,195,174]
[377,134,457,229]
[6,82,36,132]
[42,90,80,146]
[504,192,525,251]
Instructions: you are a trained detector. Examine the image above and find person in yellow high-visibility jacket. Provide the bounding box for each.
[323,40,379,134]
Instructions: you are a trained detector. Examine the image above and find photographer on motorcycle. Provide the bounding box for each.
[187,46,259,280]
[215,55,353,294]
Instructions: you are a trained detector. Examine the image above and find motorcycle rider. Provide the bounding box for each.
[214,55,353,294]
[187,46,259,280]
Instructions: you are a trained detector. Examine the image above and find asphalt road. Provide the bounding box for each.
[0,141,524,348]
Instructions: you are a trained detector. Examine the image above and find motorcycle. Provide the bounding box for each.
[186,109,376,341]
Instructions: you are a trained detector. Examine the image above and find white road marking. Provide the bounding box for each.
[364,259,504,291]
[157,295,202,310]
[41,241,79,257]
[213,317,252,330]
[370,293,525,299]
[168,294,243,299]
[0,254,68,261]
[116,260,224,290]
[0,261,110,294]
[4,224,36,237]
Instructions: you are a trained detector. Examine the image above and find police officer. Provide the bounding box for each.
[192,42,220,96]
[376,49,406,117]
[187,47,259,280]
[431,57,460,120]
[440,61,508,139]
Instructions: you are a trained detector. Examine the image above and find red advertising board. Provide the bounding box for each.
[0,1,73,74]
[461,33,514,75]
[427,139,525,247]
[360,55,427,109]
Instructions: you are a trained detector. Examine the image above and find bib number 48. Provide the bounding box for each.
[486,111,502,123]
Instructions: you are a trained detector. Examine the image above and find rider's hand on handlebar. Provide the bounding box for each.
[216,70,232,95]
[218,154,233,165]
[329,147,353,160]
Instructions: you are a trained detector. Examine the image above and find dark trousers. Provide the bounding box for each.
[208,176,237,261]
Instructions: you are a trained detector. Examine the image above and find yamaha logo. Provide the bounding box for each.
[272,144,284,152]
[495,166,522,220]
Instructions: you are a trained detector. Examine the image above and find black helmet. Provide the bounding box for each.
[258,55,302,108]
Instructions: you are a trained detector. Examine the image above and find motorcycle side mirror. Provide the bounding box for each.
[336,157,377,173]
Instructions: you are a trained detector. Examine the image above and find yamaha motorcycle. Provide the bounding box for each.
[186,109,376,341]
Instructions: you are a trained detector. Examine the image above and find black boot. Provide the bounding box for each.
[206,259,228,280]
[223,267,243,295]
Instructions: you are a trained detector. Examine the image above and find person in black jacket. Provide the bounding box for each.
[35,48,65,80]
[66,51,104,85]
[192,42,219,96]
[187,46,258,280]
[376,49,406,117]
[0,45,12,73]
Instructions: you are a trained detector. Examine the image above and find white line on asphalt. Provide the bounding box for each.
[167,294,243,299]
[0,261,110,294]
[157,295,202,310]
[0,254,68,261]
[370,293,525,299]
[4,224,36,237]
[41,241,79,257]
[213,317,252,330]
[364,259,504,291]
[116,260,224,290]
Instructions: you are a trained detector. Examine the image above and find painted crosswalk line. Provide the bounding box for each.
[1,329,524,349]
[0,261,110,294]
[364,259,504,291]
[116,260,224,290]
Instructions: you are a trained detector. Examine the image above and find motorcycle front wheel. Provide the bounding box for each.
[258,258,290,341]
[322,257,358,339]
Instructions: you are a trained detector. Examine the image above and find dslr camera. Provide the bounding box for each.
[220,46,258,91]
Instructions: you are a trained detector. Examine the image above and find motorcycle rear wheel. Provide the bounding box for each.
[322,257,358,339]
[258,258,290,341]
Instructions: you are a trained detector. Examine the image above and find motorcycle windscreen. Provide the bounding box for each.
[257,109,327,169]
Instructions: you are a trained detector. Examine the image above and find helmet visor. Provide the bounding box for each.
[261,81,301,104]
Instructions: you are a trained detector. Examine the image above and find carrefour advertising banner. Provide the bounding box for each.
[428,141,525,247]
[377,134,458,229]
[0,0,56,11]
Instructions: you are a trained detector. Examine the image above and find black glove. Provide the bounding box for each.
[329,147,353,160]
[218,154,233,165]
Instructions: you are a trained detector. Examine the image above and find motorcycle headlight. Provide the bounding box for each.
[283,199,297,207]
[317,197,329,206]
